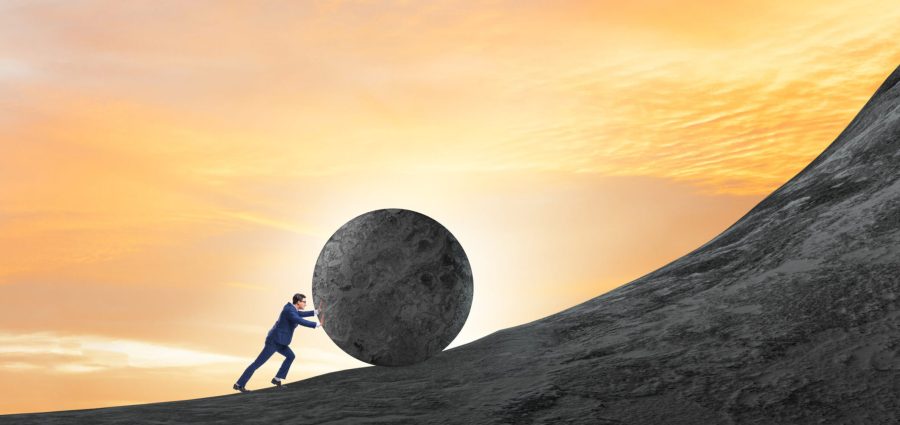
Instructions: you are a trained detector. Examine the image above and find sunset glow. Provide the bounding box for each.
[1,0,899,414]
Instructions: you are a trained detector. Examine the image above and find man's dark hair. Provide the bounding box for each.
[293,293,306,304]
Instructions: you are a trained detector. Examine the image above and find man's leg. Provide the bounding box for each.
[236,339,278,387]
[274,344,295,381]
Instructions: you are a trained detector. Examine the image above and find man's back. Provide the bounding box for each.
[268,302,316,345]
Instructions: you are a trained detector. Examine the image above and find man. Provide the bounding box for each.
[233,293,321,392]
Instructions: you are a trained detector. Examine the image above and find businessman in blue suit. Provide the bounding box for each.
[234,293,320,392]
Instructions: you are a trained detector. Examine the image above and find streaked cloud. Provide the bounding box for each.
[224,281,274,292]
[0,332,243,372]
[0,58,32,80]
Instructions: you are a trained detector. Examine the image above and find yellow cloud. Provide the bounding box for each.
[0,332,243,372]
[223,281,272,292]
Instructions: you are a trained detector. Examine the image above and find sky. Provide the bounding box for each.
[1,0,899,415]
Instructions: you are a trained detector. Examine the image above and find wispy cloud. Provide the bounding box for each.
[219,211,326,237]
[223,281,273,292]
[0,332,243,373]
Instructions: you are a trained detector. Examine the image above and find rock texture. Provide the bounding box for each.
[3,65,900,424]
[312,208,473,366]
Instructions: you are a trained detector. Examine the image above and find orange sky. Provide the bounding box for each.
[1,0,899,415]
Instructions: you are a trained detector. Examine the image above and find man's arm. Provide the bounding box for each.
[297,317,318,328]
[298,310,316,318]
[287,309,319,328]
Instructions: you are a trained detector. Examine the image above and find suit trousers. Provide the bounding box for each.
[236,336,295,387]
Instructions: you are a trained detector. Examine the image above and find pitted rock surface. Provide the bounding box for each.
[312,208,473,366]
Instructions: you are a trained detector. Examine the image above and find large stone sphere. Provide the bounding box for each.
[312,209,473,366]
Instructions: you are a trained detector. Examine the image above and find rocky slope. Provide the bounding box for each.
[3,65,900,424]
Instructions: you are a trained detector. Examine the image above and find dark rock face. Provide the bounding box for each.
[312,209,473,366]
[4,65,900,424]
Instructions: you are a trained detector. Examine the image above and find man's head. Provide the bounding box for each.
[292,293,307,309]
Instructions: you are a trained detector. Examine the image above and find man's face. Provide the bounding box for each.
[295,298,307,310]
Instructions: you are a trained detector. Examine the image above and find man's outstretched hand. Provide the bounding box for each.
[310,301,324,329]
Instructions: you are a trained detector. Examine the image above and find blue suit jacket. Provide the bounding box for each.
[267,302,317,346]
